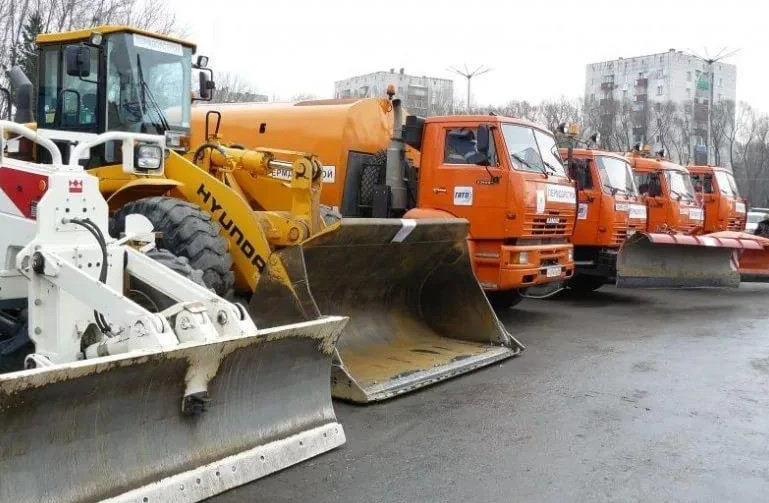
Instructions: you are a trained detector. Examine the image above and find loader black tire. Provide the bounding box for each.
[127,248,206,312]
[111,197,234,296]
[486,289,523,310]
[568,274,606,293]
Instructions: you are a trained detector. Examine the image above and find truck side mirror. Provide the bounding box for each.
[476,125,490,156]
[198,70,215,101]
[65,45,91,77]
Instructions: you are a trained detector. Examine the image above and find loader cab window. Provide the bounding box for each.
[634,171,662,197]
[106,33,192,135]
[37,44,100,131]
[443,127,498,165]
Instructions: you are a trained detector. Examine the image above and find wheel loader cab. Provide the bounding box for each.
[34,26,199,165]
[689,165,747,232]
[417,116,576,291]
[627,155,703,233]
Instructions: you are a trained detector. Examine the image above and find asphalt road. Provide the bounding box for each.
[212,284,769,503]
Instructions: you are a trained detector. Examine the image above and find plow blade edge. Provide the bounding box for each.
[0,317,347,503]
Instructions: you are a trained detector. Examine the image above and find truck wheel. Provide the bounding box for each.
[568,275,606,293]
[112,197,235,297]
[486,289,523,309]
[358,150,387,208]
[128,248,206,312]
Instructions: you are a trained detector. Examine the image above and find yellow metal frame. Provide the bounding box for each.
[36,25,195,49]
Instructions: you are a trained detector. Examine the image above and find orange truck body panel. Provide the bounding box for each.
[626,154,704,234]
[191,100,575,291]
[688,165,747,233]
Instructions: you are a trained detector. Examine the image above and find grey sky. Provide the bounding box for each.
[169,0,769,109]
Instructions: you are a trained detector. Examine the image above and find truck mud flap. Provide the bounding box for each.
[0,317,347,503]
[616,232,761,288]
[253,218,521,403]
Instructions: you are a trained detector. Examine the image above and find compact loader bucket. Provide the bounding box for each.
[0,317,347,503]
[252,218,521,403]
[616,232,760,288]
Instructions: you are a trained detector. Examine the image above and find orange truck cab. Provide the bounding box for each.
[191,98,575,300]
[626,153,704,234]
[561,147,646,287]
[688,165,747,232]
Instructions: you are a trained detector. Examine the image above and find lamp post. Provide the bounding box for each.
[448,65,491,114]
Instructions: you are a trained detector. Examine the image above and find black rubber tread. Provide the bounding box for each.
[568,274,606,293]
[359,150,387,207]
[486,289,523,310]
[756,219,769,238]
[128,248,206,312]
[112,197,234,296]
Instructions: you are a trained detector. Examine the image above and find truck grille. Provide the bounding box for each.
[523,210,575,238]
[727,216,746,231]
[612,225,629,245]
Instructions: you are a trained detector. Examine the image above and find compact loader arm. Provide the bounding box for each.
[0,123,347,503]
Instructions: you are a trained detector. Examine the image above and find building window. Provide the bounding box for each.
[687,71,692,81]
[719,78,723,87]
[656,85,663,96]
[686,88,691,98]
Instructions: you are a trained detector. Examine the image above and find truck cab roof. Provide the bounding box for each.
[36,25,196,50]
[627,155,687,173]
[424,114,553,135]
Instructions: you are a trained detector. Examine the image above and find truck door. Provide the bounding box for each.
[570,157,599,243]
[692,172,717,229]
[635,171,665,232]
[419,125,508,237]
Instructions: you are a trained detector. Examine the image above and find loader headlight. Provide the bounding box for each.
[517,251,529,265]
[134,144,163,173]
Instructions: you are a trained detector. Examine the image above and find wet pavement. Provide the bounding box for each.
[212,284,769,502]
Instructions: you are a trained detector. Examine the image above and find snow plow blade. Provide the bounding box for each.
[709,231,769,282]
[616,232,759,288]
[0,317,347,503]
[253,218,521,403]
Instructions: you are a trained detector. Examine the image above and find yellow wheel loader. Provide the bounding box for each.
[7,25,519,407]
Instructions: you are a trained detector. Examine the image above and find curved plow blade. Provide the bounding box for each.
[0,317,347,503]
[616,232,757,288]
[255,218,521,403]
[709,232,769,282]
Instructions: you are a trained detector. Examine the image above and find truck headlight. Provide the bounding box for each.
[134,144,163,172]
[517,251,529,264]
[567,248,574,262]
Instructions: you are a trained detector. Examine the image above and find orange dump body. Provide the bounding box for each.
[191,100,575,291]
[688,165,747,233]
[626,154,705,234]
[562,148,646,280]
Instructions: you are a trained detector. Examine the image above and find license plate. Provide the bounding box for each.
[546,266,561,278]
[689,208,704,221]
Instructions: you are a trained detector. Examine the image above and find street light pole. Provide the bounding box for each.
[448,65,491,113]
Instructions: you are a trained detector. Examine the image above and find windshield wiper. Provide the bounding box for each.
[511,153,548,178]
[136,54,170,133]
[542,160,560,175]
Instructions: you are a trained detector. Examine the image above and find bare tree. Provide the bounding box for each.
[210,72,264,103]
[710,99,735,166]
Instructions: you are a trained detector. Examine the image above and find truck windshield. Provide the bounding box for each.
[596,156,637,196]
[664,170,696,201]
[714,170,740,197]
[501,124,567,177]
[105,32,192,133]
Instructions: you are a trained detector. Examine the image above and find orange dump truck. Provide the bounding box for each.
[688,165,747,232]
[619,150,761,288]
[561,147,646,290]
[192,96,576,307]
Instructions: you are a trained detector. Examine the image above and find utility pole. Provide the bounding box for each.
[687,48,738,165]
[448,65,491,113]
